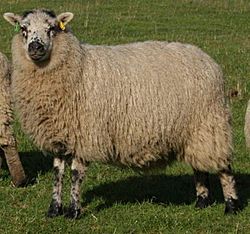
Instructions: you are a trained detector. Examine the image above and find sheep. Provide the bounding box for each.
[4,9,240,218]
[0,52,26,186]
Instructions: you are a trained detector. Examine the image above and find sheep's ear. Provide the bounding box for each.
[57,12,74,25]
[3,12,22,26]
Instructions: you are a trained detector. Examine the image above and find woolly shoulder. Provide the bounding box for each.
[0,52,10,79]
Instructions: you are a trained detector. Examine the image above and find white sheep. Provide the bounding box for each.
[0,52,26,186]
[4,9,240,218]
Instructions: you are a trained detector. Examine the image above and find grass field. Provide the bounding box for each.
[0,0,250,233]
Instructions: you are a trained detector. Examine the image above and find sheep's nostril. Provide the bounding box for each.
[28,42,45,53]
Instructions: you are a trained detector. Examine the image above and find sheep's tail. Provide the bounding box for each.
[244,99,250,148]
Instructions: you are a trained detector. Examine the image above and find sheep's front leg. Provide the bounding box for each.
[219,166,241,214]
[193,169,213,209]
[47,156,65,217]
[65,157,87,219]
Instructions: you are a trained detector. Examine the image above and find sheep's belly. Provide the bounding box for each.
[106,149,177,169]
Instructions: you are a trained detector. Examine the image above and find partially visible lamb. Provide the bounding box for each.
[0,52,26,186]
[4,9,240,218]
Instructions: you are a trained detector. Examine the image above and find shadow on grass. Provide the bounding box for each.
[82,173,249,212]
[1,151,249,212]
[0,151,53,185]
[20,151,53,181]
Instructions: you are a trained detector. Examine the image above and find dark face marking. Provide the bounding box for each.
[42,9,56,18]
[20,25,28,39]
[22,9,56,19]
[22,10,35,19]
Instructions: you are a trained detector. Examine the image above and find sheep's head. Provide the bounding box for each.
[3,9,73,62]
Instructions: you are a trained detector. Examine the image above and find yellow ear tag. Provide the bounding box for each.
[59,21,65,31]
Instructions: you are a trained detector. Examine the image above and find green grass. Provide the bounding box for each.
[0,0,250,233]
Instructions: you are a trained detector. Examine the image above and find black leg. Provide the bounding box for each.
[193,169,213,209]
[47,156,65,218]
[65,157,87,219]
[219,166,241,214]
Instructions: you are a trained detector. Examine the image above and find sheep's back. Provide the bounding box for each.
[77,41,225,164]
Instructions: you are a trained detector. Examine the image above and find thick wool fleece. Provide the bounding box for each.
[0,52,26,186]
[0,52,14,146]
[11,32,232,171]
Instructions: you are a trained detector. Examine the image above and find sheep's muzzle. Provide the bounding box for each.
[28,41,46,61]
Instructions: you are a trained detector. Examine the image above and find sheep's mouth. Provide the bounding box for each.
[28,52,48,62]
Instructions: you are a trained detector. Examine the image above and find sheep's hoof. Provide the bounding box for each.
[47,201,63,218]
[225,198,241,215]
[195,195,213,209]
[64,204,81,219]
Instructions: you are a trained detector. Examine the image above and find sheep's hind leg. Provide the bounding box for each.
[193,169,214,209]
[219,166,241,214]
[65,157,87,219]
[47,156,65,217]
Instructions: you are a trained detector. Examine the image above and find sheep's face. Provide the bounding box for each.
[3,9,73,63]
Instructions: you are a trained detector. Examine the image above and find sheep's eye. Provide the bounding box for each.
[47,25,57,36]
[21,26,28,38]
[48,25,55,32]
